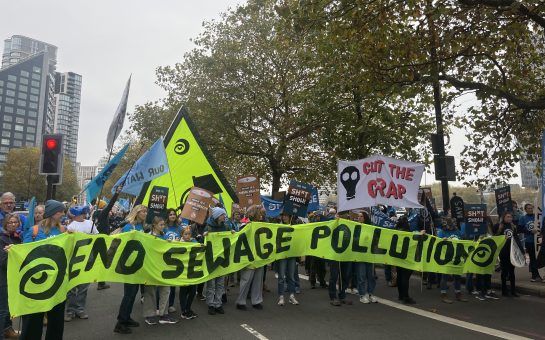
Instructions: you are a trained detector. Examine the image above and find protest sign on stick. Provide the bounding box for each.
[181,187,213,224]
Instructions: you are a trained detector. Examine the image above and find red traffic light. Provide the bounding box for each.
[45,139,58,150]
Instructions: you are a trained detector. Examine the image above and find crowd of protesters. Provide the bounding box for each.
[0,189,543,339]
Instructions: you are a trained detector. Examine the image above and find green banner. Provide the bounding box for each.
[7,219,505,316]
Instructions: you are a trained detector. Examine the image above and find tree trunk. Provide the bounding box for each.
[271,170,282,195]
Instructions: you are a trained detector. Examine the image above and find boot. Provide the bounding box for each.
[114,321,132,334]
[455,292,468,302]
[510,280,519,297]
[3,327,20,339]
[441,293,453,304]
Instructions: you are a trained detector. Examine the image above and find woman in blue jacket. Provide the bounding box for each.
[20,200,67,340]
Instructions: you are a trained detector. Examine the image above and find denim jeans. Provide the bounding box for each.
[328,261,352,300]
[206,276,224,308]
[66,283,90,316]
[117,283,139,322]
[356,262,376,295]
[277,258,296,296]
[440,274,462,294]
[0,284,12,335]
[384,265,392,282]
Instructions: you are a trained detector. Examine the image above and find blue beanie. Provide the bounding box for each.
[69,205,90,217]
[211,207,227,220]
[45,200,65,218]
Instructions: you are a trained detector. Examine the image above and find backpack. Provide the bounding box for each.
[32,224,66,240]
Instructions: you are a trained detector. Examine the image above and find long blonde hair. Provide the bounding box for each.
[126,205,147,225]
[42,216,62,234]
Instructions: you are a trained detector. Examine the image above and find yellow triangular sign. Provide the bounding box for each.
[136,107,236,215]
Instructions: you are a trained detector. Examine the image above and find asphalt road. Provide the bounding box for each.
[24,266,544,340]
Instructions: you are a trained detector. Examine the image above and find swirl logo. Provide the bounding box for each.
[19,244,67,300]
[470,238,497,268]
[174,139,190,155]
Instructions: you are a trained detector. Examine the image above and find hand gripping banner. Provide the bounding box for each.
[7,219,505,316]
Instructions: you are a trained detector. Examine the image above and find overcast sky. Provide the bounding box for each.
[0,0,243,165]
[0,0,522,187]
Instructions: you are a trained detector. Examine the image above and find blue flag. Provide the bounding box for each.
[112,138,170,196]
[370,207,396,229]
[84,144,129,203]
[307,186,320,212]
[261,196,283,218]
[118,198,130,211]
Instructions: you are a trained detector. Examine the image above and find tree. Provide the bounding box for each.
[1,147,79,202]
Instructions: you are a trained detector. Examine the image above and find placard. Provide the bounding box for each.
[236,175,261,208]
[495,186,512,216]
[181,187,213,224]
[283,180,312,217]
[450,195,465,226]
[146,186,169,224]
[464,204,488,239]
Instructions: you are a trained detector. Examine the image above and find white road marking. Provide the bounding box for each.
[241,324,270,340]
[299,270,531,339]
[375,297,532,340]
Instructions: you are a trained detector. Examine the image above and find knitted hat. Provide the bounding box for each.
[211,207,227,220]
[44,200,65,218]
[69,205,89,217]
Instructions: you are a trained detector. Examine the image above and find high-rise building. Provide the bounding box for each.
[520,158,540,189]
[54,72,82,163]
[2,35,57,72]
[76,162,98,189]
[0,51,56,172]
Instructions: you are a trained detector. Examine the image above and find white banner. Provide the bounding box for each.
[337,155,424,210]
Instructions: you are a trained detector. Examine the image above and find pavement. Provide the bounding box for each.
[490,267,545,297]
[11,265,545,340]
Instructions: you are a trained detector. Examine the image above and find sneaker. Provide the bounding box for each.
[3,326,19,339]
[215,306,225,314]
[531,278,537,282]
[340,299,353,305]
[75,312,89,319]
[252,303,263,310]
[403,297,416,304]
[471,290,479,295]
[289,294,299,305]
[278,295,285,306]
[475,294,486,301]
[145,316,159,325]
[359,294,370,304]
[330,299,341,306]
[369,294,378,303]
[485,292,500,300]
[64,314,73,322]
[114,322,132,334]
[345,288,353,294]
[441,293,453,304]
[181,312,191,320]
[168,306,176,313]
[208,306,216,315]
[353,289,359,295]
[159,315,179,324]
[140,296,144,304]
[124,318,140,327]
[236,304,247,311]
[188,310,198,319]
[198,294,206,301]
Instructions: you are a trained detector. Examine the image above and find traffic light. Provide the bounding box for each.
[39,134,64,175]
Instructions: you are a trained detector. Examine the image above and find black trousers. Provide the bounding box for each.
[525,243,541,278]
[21,301,65,340]
[179,285,197,313]
[117,283,139,322]
[500,256,516,294]
[396,267,413,300]
[309,256,326,286]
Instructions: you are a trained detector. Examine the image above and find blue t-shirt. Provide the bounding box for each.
[519,214,535,244]
[121,223,144,233]
[437,228,463,240]
[164,225,182,241]
[23,225,63,243]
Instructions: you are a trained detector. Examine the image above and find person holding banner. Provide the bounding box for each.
[328,211,353,307]
[235,205,265,311]
[114,204,147,334]
[395,215,418,304]
[204,207,232,315]
[164,208,183,313]
[276,213,300,306]
[493,212,519,297]
[179,227,199,320]
[0,214,22,339]
[20,200,68,340]
[355,212,378,304]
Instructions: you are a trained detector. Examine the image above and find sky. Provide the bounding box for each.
[0,0,523,187]
[0,0,243,165]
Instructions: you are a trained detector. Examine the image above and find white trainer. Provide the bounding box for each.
[359,294,370,304]
[369,294,378,303]
[289,294,299,305]
[278,295,285,306]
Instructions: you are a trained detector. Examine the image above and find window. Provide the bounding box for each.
[16,108,25,115]
[5,98,14,105]
[30,87,39,95]
[19,77,28,85]
[28,111,37,118]
[14,125,23,132]
[7,75,17,82]
[0,154,6,161]
[5,90,15,97]
[1,131,10,138]
[31,73,40,80]
[26,134,34,141]
[18,85,28,92]
[4,107,13,113]
[17,100,26,107]
[27,119,36,126]
[15,117,24,124]
[3,123,11,129]
[27,126,35,133]
[0,80,3,87]
[32,66,41,74]
[0,88,3,95]
[31,80,40,87]
[29,95,38,102]
[29,102,37,109]
[13,140,22,147]
[13,132,22,140]
[1,139,9,146]
[3,115,12,122]
[20,70,29,77]
[0,146,8,152]
[18,93,27,100]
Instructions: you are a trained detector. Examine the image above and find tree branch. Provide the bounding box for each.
[458,0,545,29]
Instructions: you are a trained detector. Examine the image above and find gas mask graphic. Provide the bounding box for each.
[340,166,360,200]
